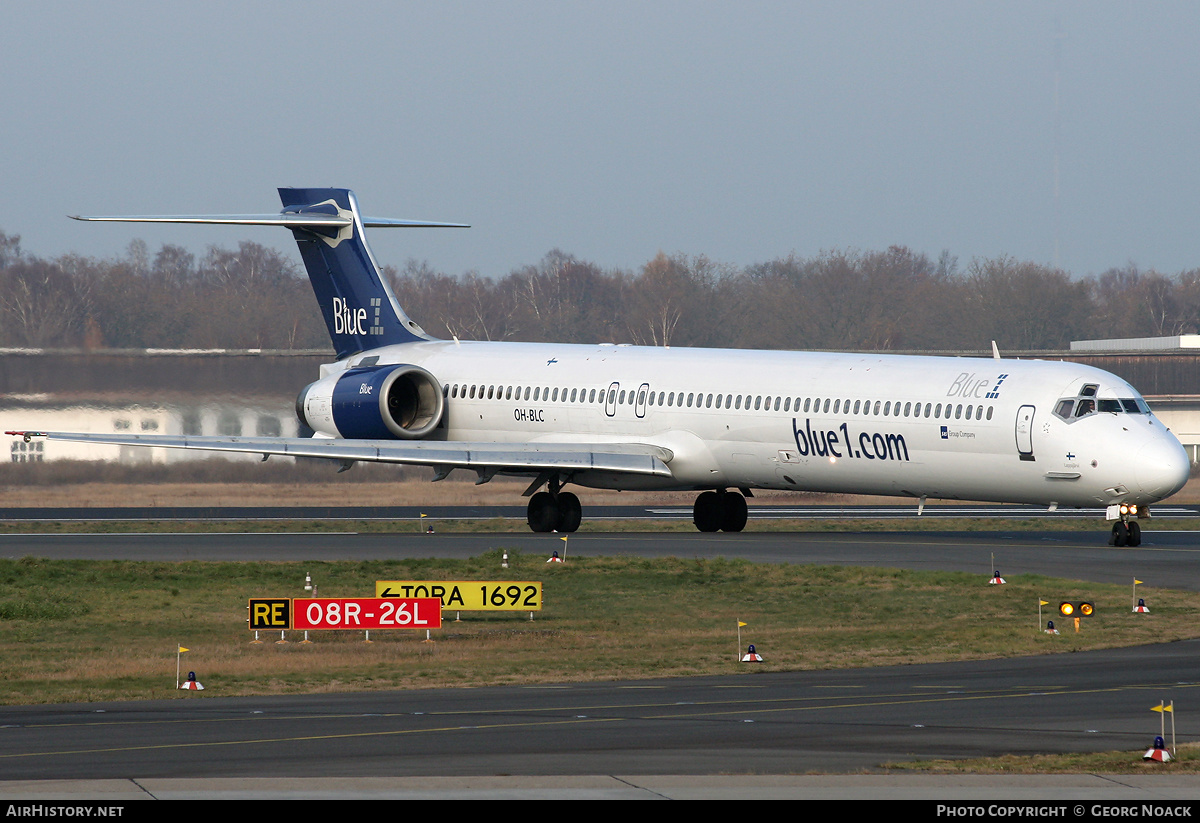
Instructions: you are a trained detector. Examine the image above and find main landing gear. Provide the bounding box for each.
[1108,503,1143,547]
[526,486,581,533]
[692,489,748,532]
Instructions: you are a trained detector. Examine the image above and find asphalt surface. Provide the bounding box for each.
[4,528,1200,590]
[1,503,1197,522]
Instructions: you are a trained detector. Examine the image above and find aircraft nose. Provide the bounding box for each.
[1136,437,1191,500]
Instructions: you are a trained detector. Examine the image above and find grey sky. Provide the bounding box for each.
[2,1,1197,280]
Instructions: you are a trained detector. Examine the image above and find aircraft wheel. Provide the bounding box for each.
[1128,521,1142,547]
[719,491,747,532]
[557,492,582,533]
[693,491,722,532]
[1111,521,1129,548]
[527,492,560,533]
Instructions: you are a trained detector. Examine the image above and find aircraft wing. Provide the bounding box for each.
[6,431,673,479]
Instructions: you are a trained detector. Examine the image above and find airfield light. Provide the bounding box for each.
[1059,602,1074,617]
[1059,601,1094,617]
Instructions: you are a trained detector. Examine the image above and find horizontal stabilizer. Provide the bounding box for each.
[69,214,468,229]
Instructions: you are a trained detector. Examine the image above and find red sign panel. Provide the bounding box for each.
[292,598,443,630]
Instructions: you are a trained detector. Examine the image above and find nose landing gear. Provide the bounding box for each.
[1108,503,1143,547]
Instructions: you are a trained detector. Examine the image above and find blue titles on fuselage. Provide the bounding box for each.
[791,418,910,462]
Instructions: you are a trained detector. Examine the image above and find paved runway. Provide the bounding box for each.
[4,528,1200,589]
[3,641,1200,797]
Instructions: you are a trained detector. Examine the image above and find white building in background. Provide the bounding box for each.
[4,398,299,464]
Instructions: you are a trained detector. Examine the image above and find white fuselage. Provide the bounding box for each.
[311,339,1191,508]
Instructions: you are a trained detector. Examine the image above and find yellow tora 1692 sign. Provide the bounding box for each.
[375,581,542,611]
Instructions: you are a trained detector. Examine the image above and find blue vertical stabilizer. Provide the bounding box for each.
[278,187,433,358]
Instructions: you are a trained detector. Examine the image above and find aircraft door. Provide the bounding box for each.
[1015,404,1035,461]
[635,382,649,419]
[605,382,619,417]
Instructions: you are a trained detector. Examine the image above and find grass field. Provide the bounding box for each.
[1,551,1196,708]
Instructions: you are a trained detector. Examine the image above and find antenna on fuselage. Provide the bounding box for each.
[991,340,1002,360]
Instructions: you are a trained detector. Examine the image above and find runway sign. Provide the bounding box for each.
[375,581,542,611]
[248,598,443,630]
[248,598,291,629]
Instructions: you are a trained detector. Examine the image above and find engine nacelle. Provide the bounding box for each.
[296,364,444,439]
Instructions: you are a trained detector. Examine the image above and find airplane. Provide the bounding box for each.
[7,187,1191,545]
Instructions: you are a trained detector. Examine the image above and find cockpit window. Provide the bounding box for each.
[1054,387,1151,422]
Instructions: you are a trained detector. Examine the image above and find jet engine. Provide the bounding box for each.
[296,364,444,439]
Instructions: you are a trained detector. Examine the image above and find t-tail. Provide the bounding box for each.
[70,188,468,359]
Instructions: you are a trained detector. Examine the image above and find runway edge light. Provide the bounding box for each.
[1146,701,1176,762]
